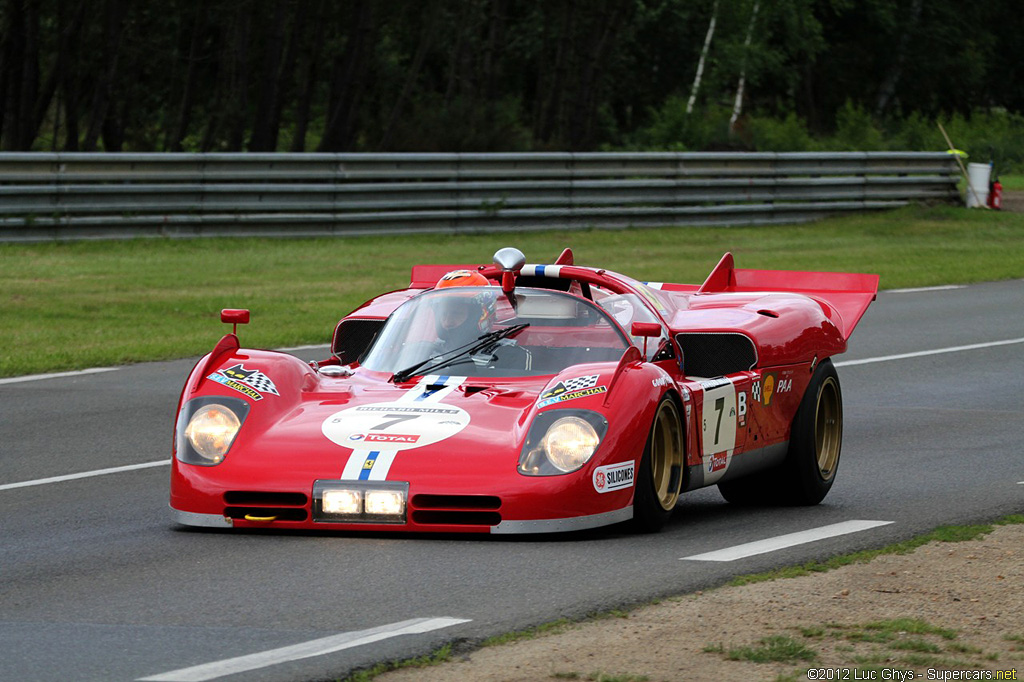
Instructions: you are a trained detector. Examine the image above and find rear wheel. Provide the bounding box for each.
[718,359,843,506]
[782,359,843,504]
[631,396,684,532]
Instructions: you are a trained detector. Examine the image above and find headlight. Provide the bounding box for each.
[176,396,249,466]
[519,410,608,476]
[541,416,600,472]
[185,405,241,462]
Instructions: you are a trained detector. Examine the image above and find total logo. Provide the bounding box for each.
[348,433,420,444]
[708,451,727,473]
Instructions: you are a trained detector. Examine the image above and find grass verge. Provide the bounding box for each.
[339,515,1023,681]
[2,203,1023,377]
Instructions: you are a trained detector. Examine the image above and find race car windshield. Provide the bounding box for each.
[360,287,632,379]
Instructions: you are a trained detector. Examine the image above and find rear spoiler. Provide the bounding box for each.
[685,253,878,340]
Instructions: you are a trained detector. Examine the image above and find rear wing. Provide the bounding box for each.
[687,253,878,340]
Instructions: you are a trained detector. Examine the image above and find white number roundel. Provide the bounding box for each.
[322,401,471,451]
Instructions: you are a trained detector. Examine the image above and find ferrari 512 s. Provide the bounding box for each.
[170,247,877,534]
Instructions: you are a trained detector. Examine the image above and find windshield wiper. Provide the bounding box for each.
[392,323,530,383]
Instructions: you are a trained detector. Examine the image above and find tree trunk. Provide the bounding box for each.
[377,2,440,149]
[248,2,289,151]
[83,0,126,151]
[318,0,374,152]
[687,0,718,114]
[729,0,759,133]
[168,6,209,151]
[874,0,924,117]
[290,2,324,152]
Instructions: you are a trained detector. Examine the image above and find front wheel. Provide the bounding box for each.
[631,396,685,533]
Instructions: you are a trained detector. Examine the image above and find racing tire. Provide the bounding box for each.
[780,358,843,505]
[631,395,685,533]
[718,359,843,506]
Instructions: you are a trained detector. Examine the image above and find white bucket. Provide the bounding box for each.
[966,162,991,208]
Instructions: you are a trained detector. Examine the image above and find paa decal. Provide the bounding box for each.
[207,363,279,401]
[751,373,793,407]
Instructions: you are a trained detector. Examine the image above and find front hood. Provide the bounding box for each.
[218,371,552,486]
[183,347,627,492]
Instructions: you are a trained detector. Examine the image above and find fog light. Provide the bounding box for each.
[365,490,405,516]
[322,489,363,515]
[313,480,409,524]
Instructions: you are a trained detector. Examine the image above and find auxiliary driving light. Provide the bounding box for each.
[313,481,409,524]
[365,490,405,516]
[322,489,363,515]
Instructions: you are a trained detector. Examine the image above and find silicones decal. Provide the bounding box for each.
[322,375,468,481]
[593,461,635,493]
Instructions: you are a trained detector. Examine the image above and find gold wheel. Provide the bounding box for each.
[650,399,684,510]
[814,376,842,481]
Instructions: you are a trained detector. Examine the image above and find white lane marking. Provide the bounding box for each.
[0,367,120,385]
[0,345,329,386]
[836,337,1024,368]
[0,460,169,492]
[137,617,471,682]
[680,520,893,562]
[886,285,966,294]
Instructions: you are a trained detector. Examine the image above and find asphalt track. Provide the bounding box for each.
[1,280,1022,682]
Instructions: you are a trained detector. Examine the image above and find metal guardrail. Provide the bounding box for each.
[0,152,959,242]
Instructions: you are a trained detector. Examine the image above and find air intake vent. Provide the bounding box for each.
[676,332,757,377]
[410,494,502,526]
[223,491,309,522]
[332,319,385,364]
[224,491,308,506]
[412,494,501,510]
[412,510,502,526]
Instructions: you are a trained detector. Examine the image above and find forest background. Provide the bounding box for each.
[3,0,1024,170]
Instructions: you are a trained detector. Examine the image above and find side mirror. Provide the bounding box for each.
[630,322,662,360]
[221,308,250,335]
[493,247,526,295]
[630,322,661,338]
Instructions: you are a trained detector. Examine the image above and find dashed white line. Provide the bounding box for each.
[0,367,120,385]
[680,520,894,562]
[835,337,1024,368]
[0,460,169,492]
[137,617,471,682]
[886,285,966,294]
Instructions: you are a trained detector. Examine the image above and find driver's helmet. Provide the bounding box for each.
[433,270,496,342]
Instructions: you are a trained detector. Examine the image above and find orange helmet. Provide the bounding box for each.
[436,269,490,288]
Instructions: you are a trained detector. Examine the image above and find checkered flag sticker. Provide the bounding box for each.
[240,370,279,396]
[561,374,599,392]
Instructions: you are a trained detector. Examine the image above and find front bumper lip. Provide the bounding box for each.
[168,503,633,534]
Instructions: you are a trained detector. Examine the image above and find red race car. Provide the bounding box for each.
[170,247,878,534]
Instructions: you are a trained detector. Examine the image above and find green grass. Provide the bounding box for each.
[2,202,1023,377]
[725,635,818,663]
[727,516,1024,587]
